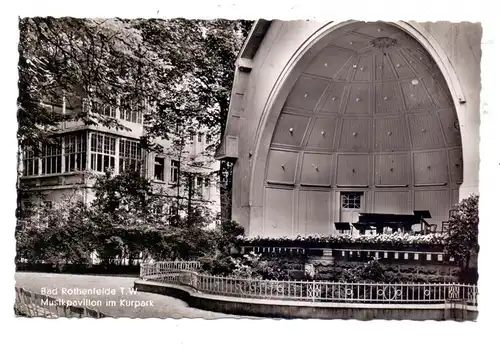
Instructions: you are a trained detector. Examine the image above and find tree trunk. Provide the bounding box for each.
[218,97,233,223]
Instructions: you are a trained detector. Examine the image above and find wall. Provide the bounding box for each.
[225,21,481,237]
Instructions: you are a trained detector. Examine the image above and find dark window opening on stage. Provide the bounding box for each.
[341,192,362,209]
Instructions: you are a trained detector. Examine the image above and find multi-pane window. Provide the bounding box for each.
[118,139,141,173]
[90,133,116,172]
[154,157,165,182]
[197,133,203,142]
[41,143,62,175]
[119,107,142,124]
[102,105,116,118]
[120,108,130,121]
[170,160,179,183]
[22,149,39,176]
[204,177,210,187]
[341,192,362,209]
[206,133,212,143]
[64,133,87,172]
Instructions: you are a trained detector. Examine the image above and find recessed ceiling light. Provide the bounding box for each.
[411,79,419,85]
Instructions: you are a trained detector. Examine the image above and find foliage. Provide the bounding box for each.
[239,232,445,248]
[16,198,96,266]
[229,252,289,280]
[16,166,247,267]
[444,194,479,272]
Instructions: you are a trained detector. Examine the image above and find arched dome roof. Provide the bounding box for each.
[266,22,463,218]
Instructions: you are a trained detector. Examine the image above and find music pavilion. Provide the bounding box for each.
[217,20,481,238]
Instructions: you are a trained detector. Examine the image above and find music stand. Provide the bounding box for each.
[413,210,432,234]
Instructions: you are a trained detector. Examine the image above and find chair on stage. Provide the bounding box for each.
[413,210,432,234]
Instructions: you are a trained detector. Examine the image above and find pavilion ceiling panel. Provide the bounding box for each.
[374,82,404,114]
[414,189,449,225]
[284,76,330,111]
[330,33,373,52]
[300,190,332,236]
[334,56,356,81]
[344,84,371,115]
[372,191,411,214]
[338,118,372,151]
[352,22,402,38]
[407,112,445,149]
[374,53,397,81]
[448,147,464,184]
[406,47,435,72]
[374,153,410,187]
[352,55,373,82]
[304,47,354,79]
[400,79,434,111]
[388,51,417,79]
[413,150,449,186]
[336,154,371,187]
[264,187,294,237]
[318,83,347,114]
[271,113,311,147]
[374,117,409,151]
[266,150,299,185]
[300,153,333,187]
[421,75,454,108]
[305,117,337,150]
[399,48,432,76]
[437,109,462,146]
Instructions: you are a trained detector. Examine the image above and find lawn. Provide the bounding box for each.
[15,272,247,319]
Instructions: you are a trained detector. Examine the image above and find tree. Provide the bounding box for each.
[444,194,479,278]
[90,168,174,263]
[16,197,96,266]
[18,17,252,222]
[136,19,252,221]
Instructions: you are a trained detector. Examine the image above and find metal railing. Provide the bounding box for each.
[140,261,201,279]
[140,261,478,306]
[14,287,108,318]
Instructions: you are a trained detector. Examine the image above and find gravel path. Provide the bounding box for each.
[15,272,249,319]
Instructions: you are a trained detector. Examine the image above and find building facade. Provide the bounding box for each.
[217,20,481,238]
[19,99,221,221]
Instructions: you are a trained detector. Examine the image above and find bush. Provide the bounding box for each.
[444,194,479,278]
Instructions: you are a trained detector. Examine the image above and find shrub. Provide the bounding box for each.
[444,194,479,277]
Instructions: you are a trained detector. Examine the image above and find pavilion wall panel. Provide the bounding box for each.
[414,189,450,226]
[336,154,370,187]
[266,150,299,185]
[271,113,311,147]
[264,187,294,237]
[413,150,448,186]
[372,191,411,214]
[338,118,372,151]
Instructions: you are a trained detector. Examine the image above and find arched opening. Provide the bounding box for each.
[251,21,464,237]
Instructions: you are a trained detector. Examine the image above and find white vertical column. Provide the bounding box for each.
[61,136,66,173]
[86,132,91,171]
[37,141,42,175]
[114,137,120,175]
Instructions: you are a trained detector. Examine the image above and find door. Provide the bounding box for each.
[340,192,363,224]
